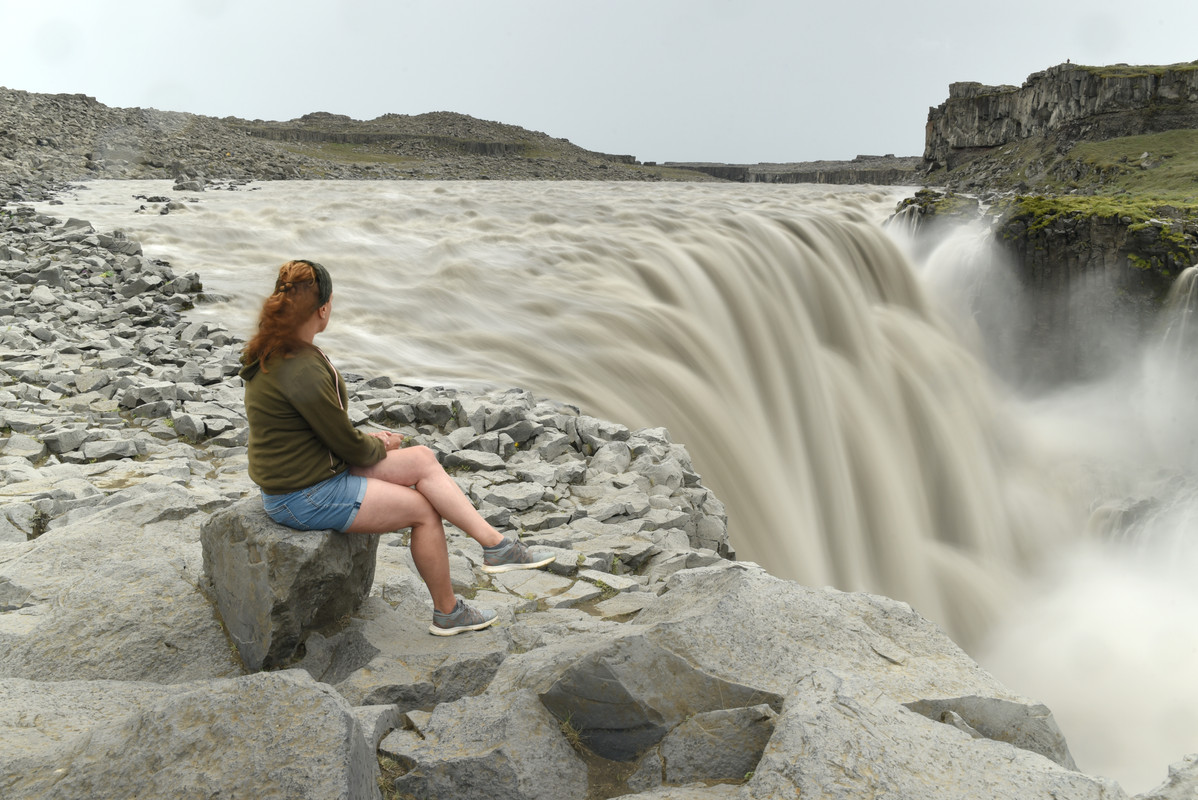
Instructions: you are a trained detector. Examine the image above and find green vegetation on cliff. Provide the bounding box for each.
[1078,61,1198,79]
[929,130,1198,201]
[1070,130,1198,197]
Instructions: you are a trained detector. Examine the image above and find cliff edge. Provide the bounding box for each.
[923,61,1198,191]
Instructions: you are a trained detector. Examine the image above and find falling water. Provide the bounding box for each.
[31,180,1197,792]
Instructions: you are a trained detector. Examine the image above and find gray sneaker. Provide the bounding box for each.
[430,599,497,636]
[481,537,556,574]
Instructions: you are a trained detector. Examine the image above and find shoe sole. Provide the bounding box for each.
[428,615,498,636]
[480,555,556,574]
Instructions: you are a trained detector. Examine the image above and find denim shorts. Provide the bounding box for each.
[261,470,369,533]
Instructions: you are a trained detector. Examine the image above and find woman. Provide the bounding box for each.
[240,259,553,636]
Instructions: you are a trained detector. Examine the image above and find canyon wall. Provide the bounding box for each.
[925,62,1198,169]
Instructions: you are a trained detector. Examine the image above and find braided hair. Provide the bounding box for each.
[242,259,333,369]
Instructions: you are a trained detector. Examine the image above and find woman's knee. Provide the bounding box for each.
[406,445,444,477]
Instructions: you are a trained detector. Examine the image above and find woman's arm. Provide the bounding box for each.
[284,352,386,467]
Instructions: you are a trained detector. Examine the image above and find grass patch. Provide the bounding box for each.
[1077,61,1198,79]
[1069,130,1198,199]
[377,755,414,800]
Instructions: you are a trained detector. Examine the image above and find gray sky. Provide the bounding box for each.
[2,0,1196,164]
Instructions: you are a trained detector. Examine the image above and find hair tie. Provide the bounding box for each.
[275,281,293,294]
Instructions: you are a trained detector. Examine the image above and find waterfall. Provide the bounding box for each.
[33,180,1074,642]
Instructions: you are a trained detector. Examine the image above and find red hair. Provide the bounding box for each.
[242,260,326,369]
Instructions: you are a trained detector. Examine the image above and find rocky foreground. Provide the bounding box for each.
[2,195,1197,799]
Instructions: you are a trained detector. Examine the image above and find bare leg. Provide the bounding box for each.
[346,446,507,614]
[350,446,504,547]
[344,479,458,613]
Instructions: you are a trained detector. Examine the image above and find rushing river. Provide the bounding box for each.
[34,179,1198,793]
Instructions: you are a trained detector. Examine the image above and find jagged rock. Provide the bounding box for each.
[657,704,778,784]
[904,696,1077,769]
[297,597,510,709]
[926,63,1198,171]
[534,634,784,762]
[745,669,1127,800]
[200,496,380,671]
[0,670,379,800]
[379,688,588,800]
[1138,754,1198,800]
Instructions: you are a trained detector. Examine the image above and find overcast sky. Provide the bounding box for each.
[2,0,1196,164]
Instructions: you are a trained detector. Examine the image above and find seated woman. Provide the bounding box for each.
[239,259,553,636]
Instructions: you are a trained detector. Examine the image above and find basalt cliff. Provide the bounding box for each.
[904,61,1198,387]
[924,61,1198,186]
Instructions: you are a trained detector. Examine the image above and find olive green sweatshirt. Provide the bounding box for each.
[240,344,385,494]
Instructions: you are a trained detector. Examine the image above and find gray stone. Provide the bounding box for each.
[444,449,505,471]
[0,670,380,800]
[536,634,783,762]
[905,695,1077,769]
[590,441,633,474]
[352,703,405,748]
[200,496,380,671]
[0,433,46,461]
[1,408,53,433]
[492,568,575,599]
[0,487,239,683]
[1140,754,1198,800]
[626,749,664,792]
[543,580,603,609]
[40,426,89,454]
[659,704,777,784]
[80,438,139,461]
[381,688,588,800]
[171,411,205,440]
[299,597,510,709]
[613,785,743,799]
[746,670,1127,800]
[594,592,654,619]
[578,568,642,593]
[482,481,549,511]
[29,284,56,305]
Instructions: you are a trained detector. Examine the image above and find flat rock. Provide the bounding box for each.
[0,487,240,683]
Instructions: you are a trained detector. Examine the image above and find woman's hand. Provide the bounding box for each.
[370,430,404,451]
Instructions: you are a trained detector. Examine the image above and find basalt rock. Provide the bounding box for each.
[201,497,381,672]
[925,62,1198,172]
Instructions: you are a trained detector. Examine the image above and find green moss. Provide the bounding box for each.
[999,193,1198,228]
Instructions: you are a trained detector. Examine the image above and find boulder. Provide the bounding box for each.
[0,486,240,683]
[380,688,588,800]
[201,496,380,671]
[297,596,511,709]
[657,703,778,784]
[1138,754,1198,800]
[0,670,380,800]
[533,634,783,762]
[745,669,1127,800]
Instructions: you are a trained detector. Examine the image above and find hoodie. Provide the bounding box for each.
[239,344,385,494]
